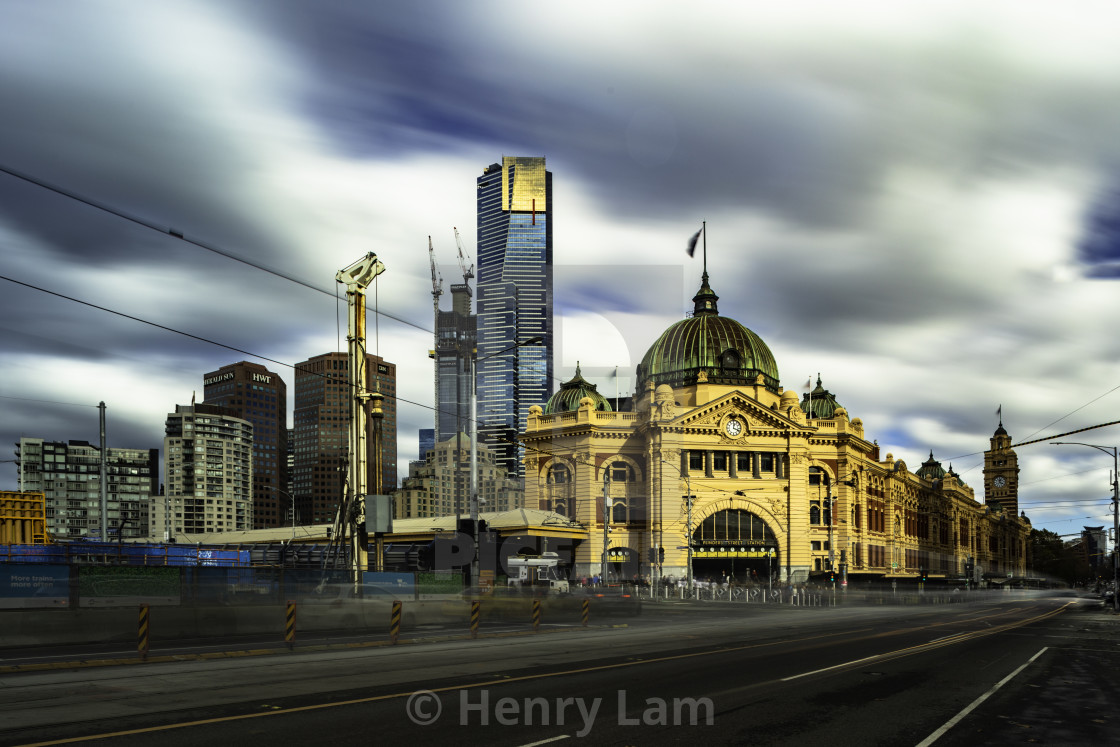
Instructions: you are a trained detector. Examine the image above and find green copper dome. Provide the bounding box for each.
[916,451,947,481]
[544,363,613,414]
[800,375,844,419]
[636,273,780,391]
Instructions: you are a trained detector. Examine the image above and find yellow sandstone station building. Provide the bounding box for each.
[522,271,1030,586]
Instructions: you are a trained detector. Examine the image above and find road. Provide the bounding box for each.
[1,592,1116,746]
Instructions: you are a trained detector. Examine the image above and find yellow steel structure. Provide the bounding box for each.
[0,491,49,545]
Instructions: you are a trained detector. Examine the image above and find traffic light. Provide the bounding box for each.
[919,567,927,582]
[658,546,665,564]
[416,542,434,571]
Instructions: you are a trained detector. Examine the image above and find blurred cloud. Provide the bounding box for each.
[2,0,1120,535]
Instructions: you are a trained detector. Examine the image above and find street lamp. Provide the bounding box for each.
[1052,441,1119,613]
[273,487,298,538]
[602,469,612,584]
[469,335,544,588]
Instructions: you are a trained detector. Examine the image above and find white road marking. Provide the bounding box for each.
[915,647,1048,747]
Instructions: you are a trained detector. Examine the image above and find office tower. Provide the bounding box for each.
[394,433,524,519]
[419,428,435,461]
[475,156,554,479]
[292,352,397,525]
[157,404,253,537]
[15,437,158,540]
[202,361,288,529]
[434,283,476,443]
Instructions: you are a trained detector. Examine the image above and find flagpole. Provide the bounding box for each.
[702,221,707,277]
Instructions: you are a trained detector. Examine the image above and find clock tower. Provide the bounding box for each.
[983,419,1020,515]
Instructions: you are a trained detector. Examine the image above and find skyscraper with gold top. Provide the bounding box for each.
[475,157,553,480]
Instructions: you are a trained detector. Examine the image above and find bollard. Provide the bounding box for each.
[390,600,402,644]
[531,598,541,632]
[470,600,480,639]
[285,600,296,650]
[138,603,150,661]
[581,598,589,627]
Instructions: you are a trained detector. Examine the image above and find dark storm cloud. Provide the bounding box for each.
[0,2,309,270]
[241,2,884,228]
[251,1,1120,248]
[1077,175,1120,278]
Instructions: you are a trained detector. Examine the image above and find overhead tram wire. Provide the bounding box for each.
[0,161,429,335]
[0,394,98,409]
[0,272,581,472]
[0,274,291,371]
[0,162,577,391]
[1011,418,1120,449]
[0,272,470,429]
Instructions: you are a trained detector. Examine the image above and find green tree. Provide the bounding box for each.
[1028,529,1091,586]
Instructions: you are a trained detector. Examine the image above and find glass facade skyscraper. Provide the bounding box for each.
[475,157,554,479]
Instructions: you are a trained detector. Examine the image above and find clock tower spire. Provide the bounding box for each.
[983,415,1020,515]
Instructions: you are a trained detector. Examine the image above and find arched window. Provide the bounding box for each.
[546,463,573,517]
[611,499,628,524]
[692,509,777,545]
[809,467,828,525]
[547,464,570,484]
[608,462,634,483]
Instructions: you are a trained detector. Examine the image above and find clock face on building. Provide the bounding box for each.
[725,418,743,437]
[993,476,1006,488]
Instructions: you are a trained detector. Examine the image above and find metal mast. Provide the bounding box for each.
[333,252,386,583]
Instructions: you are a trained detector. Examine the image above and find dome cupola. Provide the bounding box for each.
[636,273,780,391]
[916,451,947,481]
[800,375,845,419]
[544,363,612,414]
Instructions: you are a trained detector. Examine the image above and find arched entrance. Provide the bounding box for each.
[690,509,780,586]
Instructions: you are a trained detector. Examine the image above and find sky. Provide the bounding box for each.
[2,0,1120,541]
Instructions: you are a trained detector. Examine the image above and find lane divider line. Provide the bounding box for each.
[915,647,1048,747]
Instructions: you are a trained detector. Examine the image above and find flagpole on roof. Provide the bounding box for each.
[702,221,707,277]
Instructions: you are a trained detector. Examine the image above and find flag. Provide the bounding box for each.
[996,404,1002,418]
[803,378,812,391]
[686,226,703,257]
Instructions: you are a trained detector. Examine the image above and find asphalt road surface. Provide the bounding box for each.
[2,592,1117,746]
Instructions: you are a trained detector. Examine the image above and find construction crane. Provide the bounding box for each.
[429,235,444,306]
[428,236,443,436]
[453,226,474,285]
